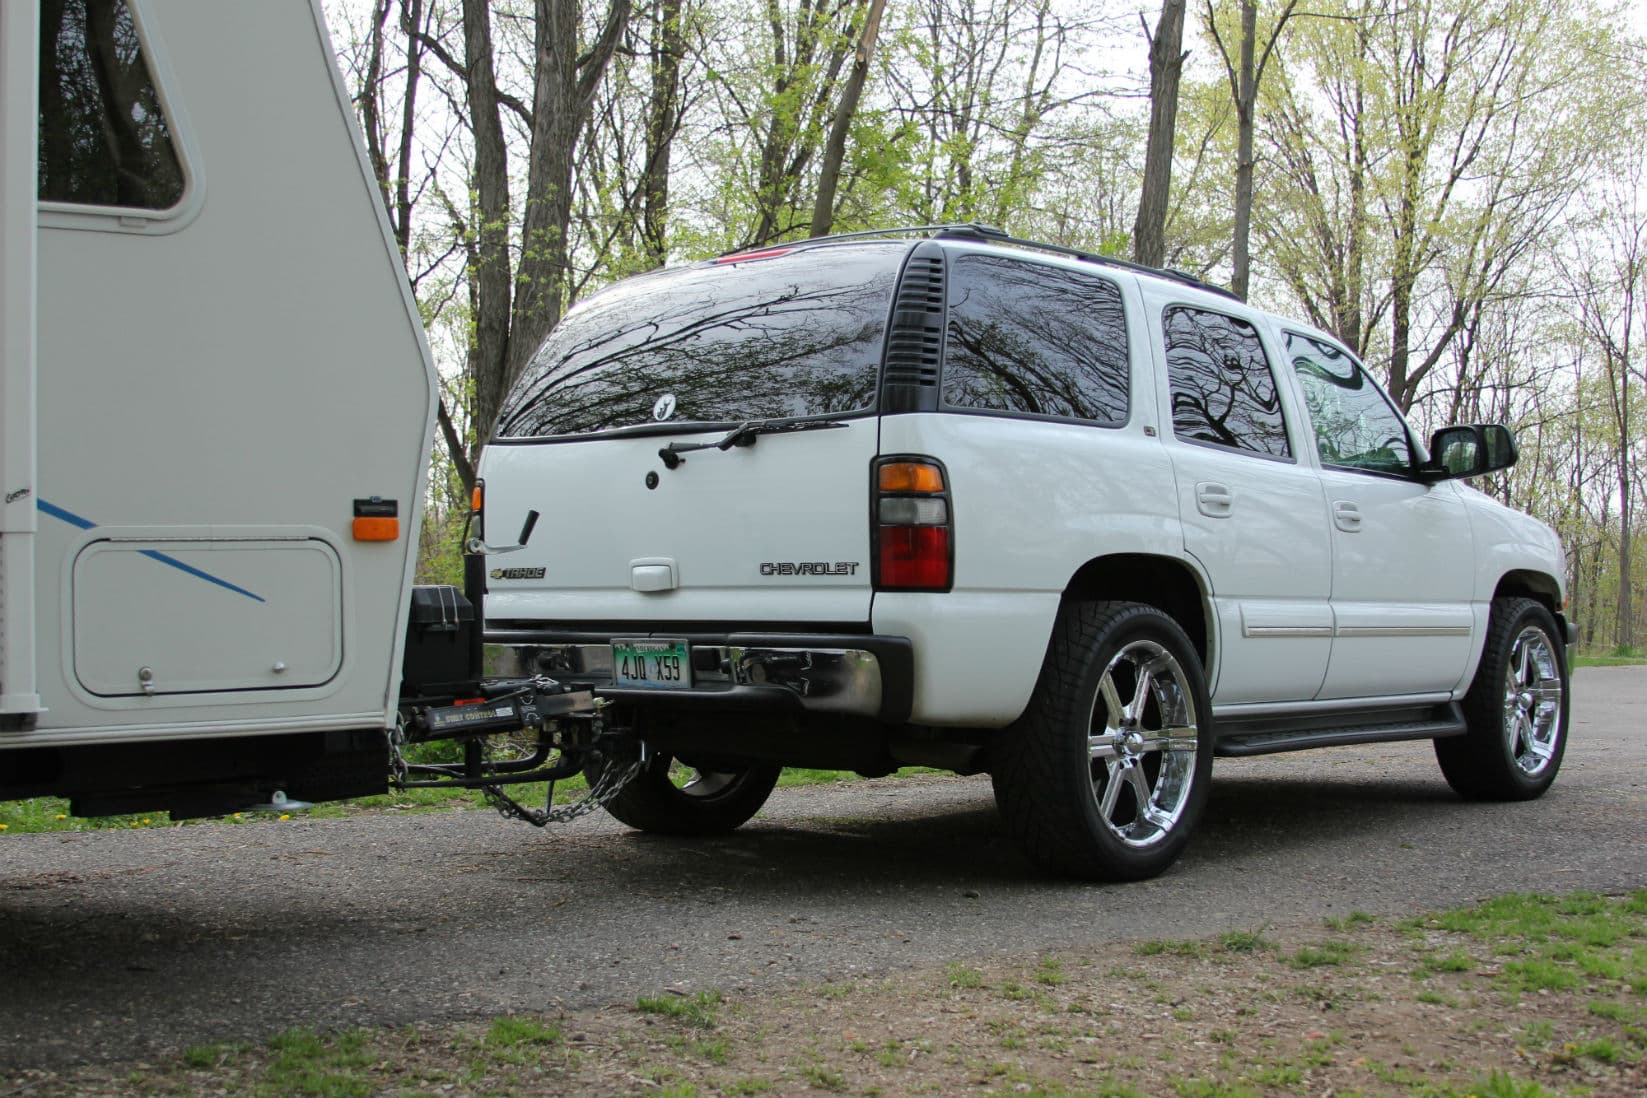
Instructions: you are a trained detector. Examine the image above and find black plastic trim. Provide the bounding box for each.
[879,241,946,414]
[1214,702,1466,758]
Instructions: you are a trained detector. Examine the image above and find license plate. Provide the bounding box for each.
[611,638,691,689]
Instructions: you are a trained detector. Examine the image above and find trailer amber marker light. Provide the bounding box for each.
[352,497,400,541]
[878,462,945,493]
[471,484,484,512]
[352,516,399,541]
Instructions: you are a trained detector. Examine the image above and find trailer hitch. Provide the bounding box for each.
[390,675,643,826]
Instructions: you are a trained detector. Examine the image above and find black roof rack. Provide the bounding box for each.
[718,223,1236,300]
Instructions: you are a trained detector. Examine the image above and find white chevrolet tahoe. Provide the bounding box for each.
[476,225,1573,881]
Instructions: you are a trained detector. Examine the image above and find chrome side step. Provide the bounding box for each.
[1214,702,1466,758]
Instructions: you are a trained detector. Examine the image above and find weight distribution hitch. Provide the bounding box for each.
[390,676,645,826]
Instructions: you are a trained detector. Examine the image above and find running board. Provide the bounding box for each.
[1214,702,1466,758]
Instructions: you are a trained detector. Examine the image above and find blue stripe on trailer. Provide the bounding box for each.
[37,499,267,603]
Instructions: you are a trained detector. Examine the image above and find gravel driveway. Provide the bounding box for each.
[3,666,1643,1070]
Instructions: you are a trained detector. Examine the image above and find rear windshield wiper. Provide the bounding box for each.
[659,418,848,469]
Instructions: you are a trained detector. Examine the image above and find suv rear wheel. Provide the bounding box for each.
[993,601,1213,880]
[1435,596,1568,801]
[601,754,781,835]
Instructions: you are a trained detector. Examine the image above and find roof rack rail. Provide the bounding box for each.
[714,223,1006,257]
[717,224,1235,300]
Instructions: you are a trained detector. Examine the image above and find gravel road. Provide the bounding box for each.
[3,666,1644,1070]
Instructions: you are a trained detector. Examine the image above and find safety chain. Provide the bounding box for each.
[479,742,644,827]
[387,701,644,827]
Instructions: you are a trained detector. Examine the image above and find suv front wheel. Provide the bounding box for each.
[1435,596,1568,801]
[993,601,1214,881]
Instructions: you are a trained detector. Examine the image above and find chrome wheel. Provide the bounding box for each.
[1086,639,1201,848]
[1437,596,1568,802]
[600,751,781,835]
[1502,625,1563,778]
[666,762,740,799]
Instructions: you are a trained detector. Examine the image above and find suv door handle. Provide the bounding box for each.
[1195,482,1234,518]
[1332,500,1361,532]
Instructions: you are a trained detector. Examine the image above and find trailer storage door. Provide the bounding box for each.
[72,537,343,696]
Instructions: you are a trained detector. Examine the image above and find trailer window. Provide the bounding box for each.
[38,0,184,210]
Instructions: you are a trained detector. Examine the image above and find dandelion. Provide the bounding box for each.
[232,813,242,819]
[0,823,8,831]
[278,813,290,821]
[54,814,67,820]
[141,818,151,825]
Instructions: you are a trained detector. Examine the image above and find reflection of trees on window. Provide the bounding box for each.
[1164,307,1289,457]
[38,0,183,209]
[497,245,902,436]
[1284,332,1412,474]
[941,257,1129,425]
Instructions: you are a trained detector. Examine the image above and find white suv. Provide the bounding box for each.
[477,225,1573,880]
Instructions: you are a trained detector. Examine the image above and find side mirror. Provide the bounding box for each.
[1422,424,1518,481]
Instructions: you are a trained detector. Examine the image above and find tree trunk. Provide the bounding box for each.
[1230,0,1256,301]
[810,0,886,238]
[641,0,685,266]
[460,0,514,459]
[1618,363,1634,650]
[1132,0,1186,269]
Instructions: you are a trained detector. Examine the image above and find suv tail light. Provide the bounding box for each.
[874,457,953,591]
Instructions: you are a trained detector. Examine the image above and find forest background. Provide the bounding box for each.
[320,0,1647,654]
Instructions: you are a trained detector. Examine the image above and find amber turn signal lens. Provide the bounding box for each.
[471,485,484,512]
[878,462,945,493]
[352,517,399,541]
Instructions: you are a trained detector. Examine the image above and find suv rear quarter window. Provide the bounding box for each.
[941,255,1129,425]
[1164,305,1290,458]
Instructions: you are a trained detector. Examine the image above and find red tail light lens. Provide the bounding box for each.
[873,456,952,591]
[879,526,951,589]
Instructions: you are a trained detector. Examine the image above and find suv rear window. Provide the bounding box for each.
[496,243,904,437]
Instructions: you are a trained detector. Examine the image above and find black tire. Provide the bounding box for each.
[1435,596,1569,801]
[601,753,781,835]
[992,601,1214,881]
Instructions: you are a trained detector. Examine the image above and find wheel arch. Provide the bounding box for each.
[1062,554,1212,667]
[1493,570,1572,648]
[1492,570,1562,617]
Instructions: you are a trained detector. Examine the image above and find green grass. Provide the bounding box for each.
[261,1027,376,1098]
[1217,928,1273,953]
[1573,644,1646,667]
[636,991,722,1028]
[1289,940,1358,968]
[2,765,945,835]
[483,1015,561,1048]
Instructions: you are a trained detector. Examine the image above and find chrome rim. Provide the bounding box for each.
[667,760,739,799]
[1086,639,1200,848]
[1502,626,1563,777]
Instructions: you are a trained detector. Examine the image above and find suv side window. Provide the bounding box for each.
[941,255,1128,426]
[1285,332,1413,475]
[1164,306,1290,458]
[38,0,185,210]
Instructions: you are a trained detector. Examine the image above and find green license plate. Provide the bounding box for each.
[611,638,691,689]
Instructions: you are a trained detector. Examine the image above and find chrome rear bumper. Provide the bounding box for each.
[484,631,914,722]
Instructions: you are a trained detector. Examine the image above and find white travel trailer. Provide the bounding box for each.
[0,0,459,815]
